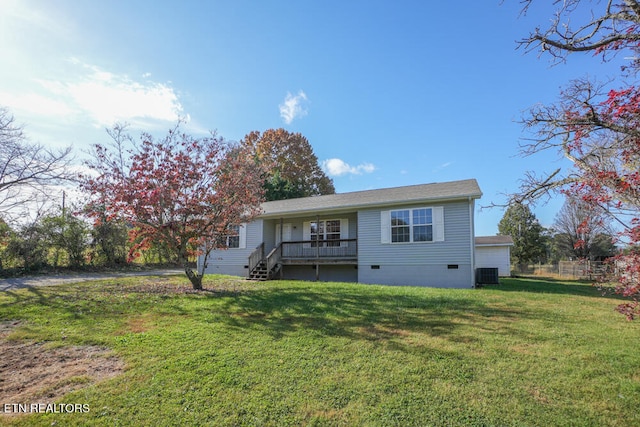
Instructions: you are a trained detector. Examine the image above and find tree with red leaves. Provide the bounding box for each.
[514,0,640,318]
[241,128,335,201]
[81,123,266,290]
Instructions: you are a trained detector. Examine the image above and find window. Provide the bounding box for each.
[325,220,341,246]
[391,210,410,243]
[412,208,433,242]
[310,220,322,247]
[226,225,240,248]
[391,208,432,243]
[310,219,342,247]
[382,207,443,244]
[304,218,348,248]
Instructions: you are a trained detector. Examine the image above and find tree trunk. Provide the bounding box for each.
[185,266,202,290]
[180,256,202,290]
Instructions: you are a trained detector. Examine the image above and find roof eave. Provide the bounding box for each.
[259,192,483,219]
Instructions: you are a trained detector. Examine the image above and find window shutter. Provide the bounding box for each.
[433,207,444,242]
[238,223,247,249]
[303,221,311,249]
[381,211,391,244]
[340,218,349,247]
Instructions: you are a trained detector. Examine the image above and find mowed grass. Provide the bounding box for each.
[1,275,639,426]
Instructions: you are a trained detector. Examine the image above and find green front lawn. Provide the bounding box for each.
[1,276,638,426]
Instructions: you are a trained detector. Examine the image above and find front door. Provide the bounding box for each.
[275,223,292,245]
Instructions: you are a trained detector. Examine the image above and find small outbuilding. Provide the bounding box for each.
[475,235,514,277]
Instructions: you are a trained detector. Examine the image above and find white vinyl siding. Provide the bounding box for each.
[199,220,261,277]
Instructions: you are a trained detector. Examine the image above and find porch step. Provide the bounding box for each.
[247,261,280,281]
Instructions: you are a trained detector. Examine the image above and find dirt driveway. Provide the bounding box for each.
[0,268,183,291]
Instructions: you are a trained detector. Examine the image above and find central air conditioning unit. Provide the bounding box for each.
[475,268,499,286]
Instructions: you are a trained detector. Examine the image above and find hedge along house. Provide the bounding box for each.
[198,179,483,288]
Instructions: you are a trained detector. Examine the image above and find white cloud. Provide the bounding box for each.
[65,62,184,126]
[279,90,308,124]
[0,92,74,117]
[68,77,183,127]
[432,161,453,173]
[322,158,376,177]
[3,60,185,128]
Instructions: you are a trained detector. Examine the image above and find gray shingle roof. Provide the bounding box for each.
[475,235,514,246]
[260,178,482,218]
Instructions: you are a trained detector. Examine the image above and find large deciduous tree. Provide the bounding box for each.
[81,124,266,290]
[513,0,640,318]
[241,129,335,201]
[0,107,73,220]
[498,203,547,266]
[553,196,616,261]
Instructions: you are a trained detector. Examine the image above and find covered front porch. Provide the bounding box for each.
[247,238,358,280]
[248,213,358,280]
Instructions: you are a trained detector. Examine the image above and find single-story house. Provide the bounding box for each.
[199,178,487,288]
[474,235,514,277]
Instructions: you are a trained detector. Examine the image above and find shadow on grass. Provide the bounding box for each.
[0,277,199,328]
[0,277,586,352]
[207,282,548,346]
[483,277,625,300]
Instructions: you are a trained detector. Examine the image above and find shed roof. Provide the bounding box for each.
[475,235,514,246]
[260,179,482,218]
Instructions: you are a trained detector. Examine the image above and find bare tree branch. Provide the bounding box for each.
[518,0,640,63]
[0,107,74,220]
[514,1,640,318]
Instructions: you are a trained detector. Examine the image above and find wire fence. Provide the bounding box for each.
[511,261,606,280]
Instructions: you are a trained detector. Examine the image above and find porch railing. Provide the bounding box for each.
[266,244,282,272]
[248,243,264,273]
[281,239,357,259]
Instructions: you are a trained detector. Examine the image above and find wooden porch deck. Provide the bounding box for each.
[247,239,357,280]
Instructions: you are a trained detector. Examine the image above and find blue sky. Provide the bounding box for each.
[0,1,621,235]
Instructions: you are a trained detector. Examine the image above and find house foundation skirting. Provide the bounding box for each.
[280,264,358,283]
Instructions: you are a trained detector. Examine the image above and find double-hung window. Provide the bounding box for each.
[226,225,240,248]
[225,224,247,249]
[391,210,411,243]
[411,208,433,242]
